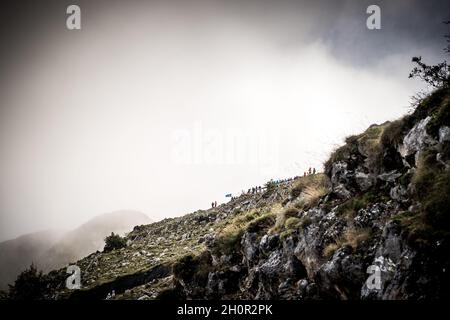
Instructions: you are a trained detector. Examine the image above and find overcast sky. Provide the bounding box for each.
[0,0,449,241]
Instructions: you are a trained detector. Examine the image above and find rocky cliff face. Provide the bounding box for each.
[169,88,450,300]
[12,88,450,300]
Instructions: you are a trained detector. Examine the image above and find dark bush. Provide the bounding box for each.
[103,232,127,252]
[8,264,47,300]
[409,56,450,88]
[263,180,276,198]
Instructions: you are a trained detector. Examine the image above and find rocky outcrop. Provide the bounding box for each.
[168,89,450,300]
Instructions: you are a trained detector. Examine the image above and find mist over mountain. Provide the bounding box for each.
[0,210,151,290]
[39,210,151,272]
[0,230,63,290]
[3,0,449,242]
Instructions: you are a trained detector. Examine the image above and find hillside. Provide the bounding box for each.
[38,210,152,273]
[6,88,450,300]
[0,210,151,291]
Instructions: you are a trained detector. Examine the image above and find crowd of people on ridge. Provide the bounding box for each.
[215,167,318,206]
[303,167,316,176]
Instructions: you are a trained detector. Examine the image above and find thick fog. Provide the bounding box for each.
[0,0,449,240]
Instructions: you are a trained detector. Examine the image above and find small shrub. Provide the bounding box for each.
[409,55,450,88]
[263,180,276,198]
[274,207,298,232]
[303,184,327,209]
[213,207,277,254]
[104,232,127,252]
[290,174,324,199]
[214,224,245,255]
[290,174,329,210]
[274,175,329,233]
